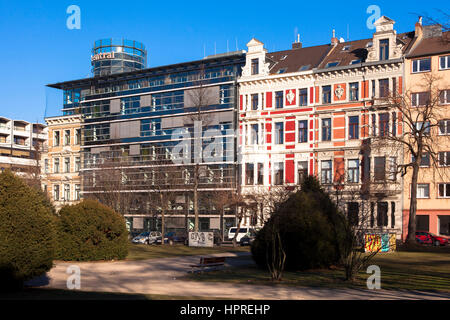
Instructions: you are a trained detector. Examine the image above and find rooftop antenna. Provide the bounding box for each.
[235,38,238,51]
[214,42,216,55]
[297,33,300,43]
[347,24,349,42]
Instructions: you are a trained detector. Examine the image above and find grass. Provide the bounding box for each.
[0,288,230,300]
[126,243,250,260]
[185,248,450,293]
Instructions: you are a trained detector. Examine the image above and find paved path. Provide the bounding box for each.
[29,252,450,300]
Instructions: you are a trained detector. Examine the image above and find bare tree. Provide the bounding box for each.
[184,65,215,232]
[374,73,446,244]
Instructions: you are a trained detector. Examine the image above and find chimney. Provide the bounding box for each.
[292,34,302,49]
[415,16,423,39]
[331,29,339,46]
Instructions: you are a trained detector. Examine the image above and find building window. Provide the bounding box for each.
[44,159,49,174]
[371,80,376,98]
[349,82,359,101]
[379,39,389,60]
[64,130,71,145]
[54,158,60,173]
[322,85,331,104]
[377,202,388,227]
[391,202,396,228]
[325,61,339,68]
[379,113,390,137]
[273,162,284,185]
[417,184,430,198]
[297,161,308,184]
[374,156,386,181]
[439,120,450,135]
[440,55,450,70]
[251,58,259,75]
[392,112,397,136]
[440,89,450,104]
[54,131,60,146]
[53,185,60,201]
[298,120,308,143]
[75,157,81,172]
[438,151,450,166]
[412,153,430,167]
[415,121,431,135]
[251,94,258,110]
[348,116,359,139]
[347,159,359,183]
[257,163,264,185]
[75,184,81,201]
[64,157,70,173]
[412,92,430,107]
[438,183,450,198]
[245,163,254,185]
[347,202,359,226]
[275,122,284,144]
[388,157,397,181]
[321,160,332,184]
[75,129,81,145]
[64,184,70,201]
[275,91,283,109]
[251,124,259,145]
[379,79,389,98]
[412,58,431,73]
[299,88,308,106]
[322,118,332,141]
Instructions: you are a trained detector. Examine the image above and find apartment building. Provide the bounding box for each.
[41,114,82,211]
[238,16,415,237]
[402,20,450,237]
[0,116,47,177]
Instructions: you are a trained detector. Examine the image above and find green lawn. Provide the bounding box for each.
[0,288,229,300]
[126,243,250,260]
[185,248,450,293]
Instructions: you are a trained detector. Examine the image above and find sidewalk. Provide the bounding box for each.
[31,253,450,300]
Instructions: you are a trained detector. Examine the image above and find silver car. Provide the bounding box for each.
[132,231,161,244]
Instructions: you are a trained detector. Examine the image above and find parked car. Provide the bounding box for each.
[228,227,256,243]
[416,231,449,246]
[156,231,187,245]
[132,232,150,244]
[132,231,161,244]
[239,235,255,246]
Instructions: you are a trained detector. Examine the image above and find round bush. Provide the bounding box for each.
[0,170,56,289]
[251,176,351,271]
[56,200,128,261]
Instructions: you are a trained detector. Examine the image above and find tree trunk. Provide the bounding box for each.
[160,194,165,246]
[407,164,419,244]
[194,164,199,232]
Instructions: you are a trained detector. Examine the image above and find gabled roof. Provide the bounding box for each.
[407,31,450,58]
[266,44,332,74]
[317,32,415,69]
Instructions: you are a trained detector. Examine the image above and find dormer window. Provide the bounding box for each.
[350,59,361,65]
[379,39,389,60]
[342,45,351,51]
[251,58,259,75]
[280,55,288,60]
[325,61,339,68]
[277,68,287,74]
[298,65,310,71]
[366,42,373,48]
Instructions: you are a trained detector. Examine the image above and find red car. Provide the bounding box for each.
[416,231,449,246]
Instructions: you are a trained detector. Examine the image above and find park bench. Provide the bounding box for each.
[189,256,226,273]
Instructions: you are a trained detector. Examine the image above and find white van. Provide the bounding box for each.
[228,227,254,242]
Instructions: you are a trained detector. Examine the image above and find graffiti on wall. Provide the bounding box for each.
[364,233,396,252]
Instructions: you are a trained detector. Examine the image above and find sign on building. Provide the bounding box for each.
[189,232,214,247]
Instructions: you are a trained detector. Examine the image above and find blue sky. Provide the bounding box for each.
[0,0,446,123]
